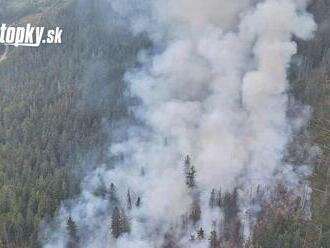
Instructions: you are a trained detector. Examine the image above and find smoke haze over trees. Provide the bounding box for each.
[42,0,318,247]
[0,0,330,247]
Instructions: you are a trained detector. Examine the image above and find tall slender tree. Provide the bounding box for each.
[109,183,119,206]
[136,197,141,208]
[184,155,191,175]
[190,200,201,225]
[209,189,216,208]
[111,207,121,239]
[66,216,79,248]
[111,207,130,239]
[186,166,196,188]
[127,189,132,210]
[209,230,219,248]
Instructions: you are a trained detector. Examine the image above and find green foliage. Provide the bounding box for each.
[289,1,330,247]
[66,216,79,248]
[253,211,306,248]
[0,0,148,247]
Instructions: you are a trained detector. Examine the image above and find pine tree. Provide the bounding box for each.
[197,227,205,240]
[111,207,121,239]
[136,197,141,208]
[223,188,241,244]
[109,183,119,206]
[120,208,130,234]
[111,207,130,239]
[190,200,201,225]
[183,155,197,189]
[186,166,196,188]
[184,155,191,174]
[94,177,107,198]
[209,189,216,208]
[209,230,219,248]
[223,190,239,224]
[217,189,223,208]
[127,189,132,210]
[66,216,79,248]
[140,167,145,177]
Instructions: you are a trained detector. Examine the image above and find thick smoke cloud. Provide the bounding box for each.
[42,0,316,247]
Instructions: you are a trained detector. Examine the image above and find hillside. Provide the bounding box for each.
[0,0,329,247]
[292,0,330,246]
[0,0,147,247]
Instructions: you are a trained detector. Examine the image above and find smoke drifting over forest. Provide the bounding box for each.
[42,0,317,247]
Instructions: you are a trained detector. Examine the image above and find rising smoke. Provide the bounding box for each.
[42,0,316,247]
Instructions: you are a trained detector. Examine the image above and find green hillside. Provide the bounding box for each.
[0,0,329,247]
[0,1,147,247]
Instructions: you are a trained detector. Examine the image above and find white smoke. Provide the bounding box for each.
[42,0,316,247]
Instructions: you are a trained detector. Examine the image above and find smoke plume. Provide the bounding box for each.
[42,0,316,247]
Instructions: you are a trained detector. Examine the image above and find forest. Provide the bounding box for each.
[0,0,329,247]
[0,0,148,247]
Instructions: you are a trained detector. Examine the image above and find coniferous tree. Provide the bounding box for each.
[111,207,130,239]
[197,227,205,240]
[209,189,216,208]
[186,166,196,188]
[111,207,121,239]
[66,216,79,248]
[94,177,107,198]
[109,183,119,206]
[190,200,201,225]
[120,208,130,234]
[217,189,223,208]
[184,155,191,175]
[127,189,132,210]
[136,197,141,208]
[140,167,145,177]
[209,230,219,248]
[223,188,241,244]
[223,189,239,224]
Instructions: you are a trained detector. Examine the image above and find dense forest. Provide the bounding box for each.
[0,0,148,247]
[0,0,329,247]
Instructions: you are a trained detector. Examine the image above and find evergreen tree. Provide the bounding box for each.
[223,188,241,244]
[197,227,205,240]
[94,177,107,198]
[209,189,216,208]
[209,230,219,248]
[184,155,191,174]
[190,200,201,225]
[111,207,121,239]
[111,207,130,239]
[140,167,145,177]
[109,183,119,206]
[120,208,131,234]
[127,189,132,210]
[223,189,239,224]
[66,216,79,248]
[186,166,196,188]
[217,189,223,208]
[136,197,141,208]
